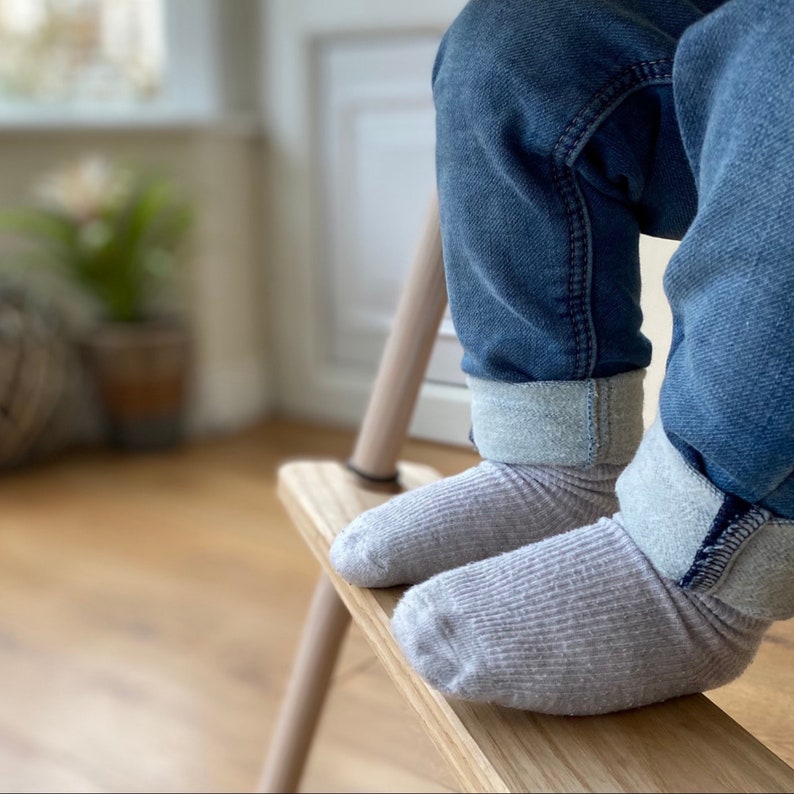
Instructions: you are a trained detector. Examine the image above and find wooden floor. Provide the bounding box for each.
[0,419,792,793]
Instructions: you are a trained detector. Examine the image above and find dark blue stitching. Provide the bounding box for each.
[585,380,595,465]
[679,496,770,592]
[551,59,674,380]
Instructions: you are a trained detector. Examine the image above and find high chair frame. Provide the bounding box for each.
[256,196,794,794]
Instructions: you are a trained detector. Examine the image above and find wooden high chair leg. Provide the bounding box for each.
[257,195,447,793]
[256,577,351,793]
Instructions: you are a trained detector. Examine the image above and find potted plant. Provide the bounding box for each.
[0,155,194,450]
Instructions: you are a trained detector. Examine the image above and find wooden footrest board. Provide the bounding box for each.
[278,459,794,793]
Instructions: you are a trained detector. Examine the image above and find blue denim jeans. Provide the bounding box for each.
[435,0,794,619]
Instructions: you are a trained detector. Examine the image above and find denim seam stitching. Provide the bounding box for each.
[585,380,595,465]
[604,376,613,462]
[678,508,771,592]
[551,59,674,381]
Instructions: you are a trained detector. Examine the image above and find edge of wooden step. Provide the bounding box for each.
[277,458,794,794]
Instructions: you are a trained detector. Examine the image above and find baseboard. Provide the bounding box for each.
[190,355,273,437]
[275,365,472,448]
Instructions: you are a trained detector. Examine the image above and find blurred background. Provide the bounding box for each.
[5,3,784,794]
[0,4,489,791]
[0,0,678,470]
[0,0,487,463]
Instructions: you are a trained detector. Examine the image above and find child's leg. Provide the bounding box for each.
[393,0,794,714]
[332,0,702,587]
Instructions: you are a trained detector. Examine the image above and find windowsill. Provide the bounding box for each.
[0,110,264,137]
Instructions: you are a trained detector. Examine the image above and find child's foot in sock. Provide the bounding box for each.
[391,514,769,715]
[330,461,621,587]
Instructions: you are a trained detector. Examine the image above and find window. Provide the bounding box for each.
[0,0,164,105]
[0,0,226,121]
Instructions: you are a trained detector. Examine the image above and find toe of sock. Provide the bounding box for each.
[329,516,393,588]
[392,582,471,696]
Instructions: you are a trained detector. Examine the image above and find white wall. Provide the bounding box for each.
[639,237,677,429]
[261,0,477,447]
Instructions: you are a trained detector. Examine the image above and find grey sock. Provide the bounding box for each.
[330,461,620,587]
[391,513,770,715]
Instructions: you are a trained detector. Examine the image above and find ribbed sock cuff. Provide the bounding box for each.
[468,369,645,467]
[617,418,794,620]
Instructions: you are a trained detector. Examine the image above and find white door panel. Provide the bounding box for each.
[263,1,470,445]
[262,0,676,446]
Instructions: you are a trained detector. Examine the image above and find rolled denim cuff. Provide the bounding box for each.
[468,369,645,467]
[617,419,794,620]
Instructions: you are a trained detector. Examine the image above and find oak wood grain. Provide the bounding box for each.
[0,419,792,793]
[279,458,794,794]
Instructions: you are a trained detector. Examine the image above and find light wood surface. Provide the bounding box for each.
[0,418,792,792]
[350,193,447,480]
[257,575,352,793]
[278,458,794,793]
[259,197,447,792]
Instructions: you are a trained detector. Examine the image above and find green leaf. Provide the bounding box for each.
[0,166,193,323]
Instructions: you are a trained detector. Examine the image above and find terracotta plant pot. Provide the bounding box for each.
[82,320,192,451]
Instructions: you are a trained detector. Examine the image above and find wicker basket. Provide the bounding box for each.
[0,286,80,468]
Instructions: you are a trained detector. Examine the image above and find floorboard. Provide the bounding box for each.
[0,419,790,792]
